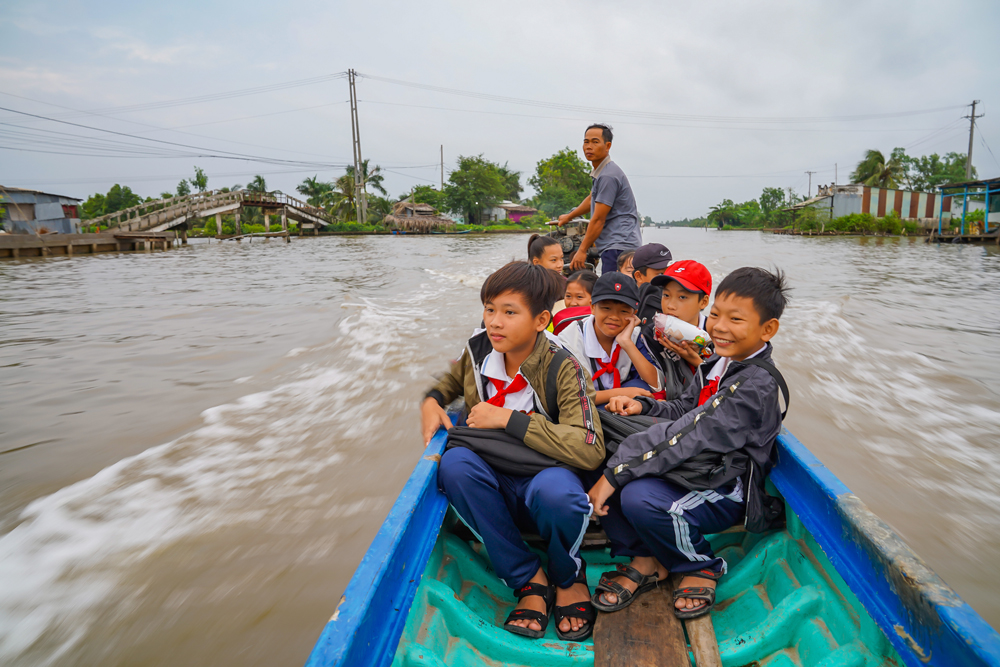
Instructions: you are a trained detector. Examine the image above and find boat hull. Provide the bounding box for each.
[305,428,1000,667]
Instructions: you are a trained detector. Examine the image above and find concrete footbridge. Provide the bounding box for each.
[86,189,333,239]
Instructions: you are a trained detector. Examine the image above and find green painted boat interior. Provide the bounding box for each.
[391,506,903,667]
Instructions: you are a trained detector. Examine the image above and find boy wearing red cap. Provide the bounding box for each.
[646,260,713,399]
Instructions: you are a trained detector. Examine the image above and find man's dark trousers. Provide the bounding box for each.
[438,447,592,589]
[599,476,745,576]
[600,248,623,275]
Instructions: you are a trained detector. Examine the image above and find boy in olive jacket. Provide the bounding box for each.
[421,262,604,642]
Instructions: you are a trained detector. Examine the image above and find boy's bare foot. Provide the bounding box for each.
[555,582,592,634]
[674,574,717,612]
[506,568,549,633]
[598,556,668,606]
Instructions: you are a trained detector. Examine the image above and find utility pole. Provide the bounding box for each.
[964,100,983,180]
[348,69,367,224]
[835,163,838,185]
[440,145,444,190]
[805,171,817,198]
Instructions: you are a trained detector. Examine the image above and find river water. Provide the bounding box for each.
[1,228,998,665]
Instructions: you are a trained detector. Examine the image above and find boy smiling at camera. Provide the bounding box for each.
[586,267,789,621]
[557,272,664,406]
[420,261,604,642]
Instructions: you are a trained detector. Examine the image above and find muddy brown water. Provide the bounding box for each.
[1,228,998,665]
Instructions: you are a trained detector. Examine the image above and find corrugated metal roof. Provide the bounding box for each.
[0,186,82,201]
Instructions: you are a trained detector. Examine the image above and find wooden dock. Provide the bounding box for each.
[0,231,178,259]
[928,230,999,244]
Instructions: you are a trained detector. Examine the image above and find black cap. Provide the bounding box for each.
[591,272,639,310]
[631,243,672,270]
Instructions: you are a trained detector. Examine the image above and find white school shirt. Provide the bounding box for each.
[480,349,536,413]
[581,317,624,391]
[704,344,767,385]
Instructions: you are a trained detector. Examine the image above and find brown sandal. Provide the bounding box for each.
[591,563,661,612]
[673,568,722,619]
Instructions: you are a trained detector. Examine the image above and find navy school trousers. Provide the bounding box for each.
[437,447,593,590]
[600,476,745,576]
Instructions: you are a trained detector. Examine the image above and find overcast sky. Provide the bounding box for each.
[2,0,998,219]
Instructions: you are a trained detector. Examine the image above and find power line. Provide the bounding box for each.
[0,73,348,123]
[0,90,354,162]
[357,72,966,126]
[0,105,347,169]
[359,98,952,134]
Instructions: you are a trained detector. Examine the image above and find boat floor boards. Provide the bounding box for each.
[593,584,688,667]
[390,510,903,666]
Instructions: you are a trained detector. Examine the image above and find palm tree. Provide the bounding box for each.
[851,150,904,188]
[345,160,388,197]
[247,175,268,193]
[328,173,358,221]
[297,175,332,207]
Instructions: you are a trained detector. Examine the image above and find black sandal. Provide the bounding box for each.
[673,568,722,619]
[591,562,661,612]
[553,558,596,642]
[504,582,555,639]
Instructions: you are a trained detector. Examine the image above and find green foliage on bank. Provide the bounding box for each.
[794,209,920,235]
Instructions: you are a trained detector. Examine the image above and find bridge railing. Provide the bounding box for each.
[90,189,333,232]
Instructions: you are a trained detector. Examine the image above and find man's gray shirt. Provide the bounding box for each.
[590,157,642,253]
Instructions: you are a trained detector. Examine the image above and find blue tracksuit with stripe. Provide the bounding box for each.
[600,344,783,575]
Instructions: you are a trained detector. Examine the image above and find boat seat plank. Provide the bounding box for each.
[672,573,722,667]
[593,585,689,667]
[684,615,722,667]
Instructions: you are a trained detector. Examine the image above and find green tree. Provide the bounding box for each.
[347,159,388,197]
[760,187,786,216]
[297,175,333,207]
[191,166,209,192]
[707,199,738,226]
[247,175,268,193]
[366,196,394,224]
[176,179,191,197]
[406,185,447,211]
[850,149,906,188]
[906,152,974,190]
[528,148,592,217]
[330,173,357,220]
[106,184,142,213]
[496,162,522,201]
[443,155,507,224]
[81,193,107,219]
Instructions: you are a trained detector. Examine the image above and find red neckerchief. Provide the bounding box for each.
[592,345,622,389]
[487,374,528,408]
[697,378,720,406]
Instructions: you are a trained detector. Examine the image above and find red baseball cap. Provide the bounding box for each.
[651,260,712,295]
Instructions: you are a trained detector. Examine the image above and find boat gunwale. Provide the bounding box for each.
[303,429,449,667]
[304,424,1000,667]
[771,429,1000,667]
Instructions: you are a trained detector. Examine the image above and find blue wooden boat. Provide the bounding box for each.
[305,424,1000,667]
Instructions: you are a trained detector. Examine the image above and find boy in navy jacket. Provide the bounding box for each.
[587,267,789,619]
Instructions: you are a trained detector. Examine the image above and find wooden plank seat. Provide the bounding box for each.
[593,584,689,667]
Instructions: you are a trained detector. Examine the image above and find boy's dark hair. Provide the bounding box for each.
[481,261,564,317]
[586,123,613,143]
[527,233,561,262]
[716,267,789,322]
[616,250,635,271]
[566,269,598,294]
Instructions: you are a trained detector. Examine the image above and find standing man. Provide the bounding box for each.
[558,124,642,274]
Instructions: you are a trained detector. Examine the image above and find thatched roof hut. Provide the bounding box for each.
[383,201,455,232]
